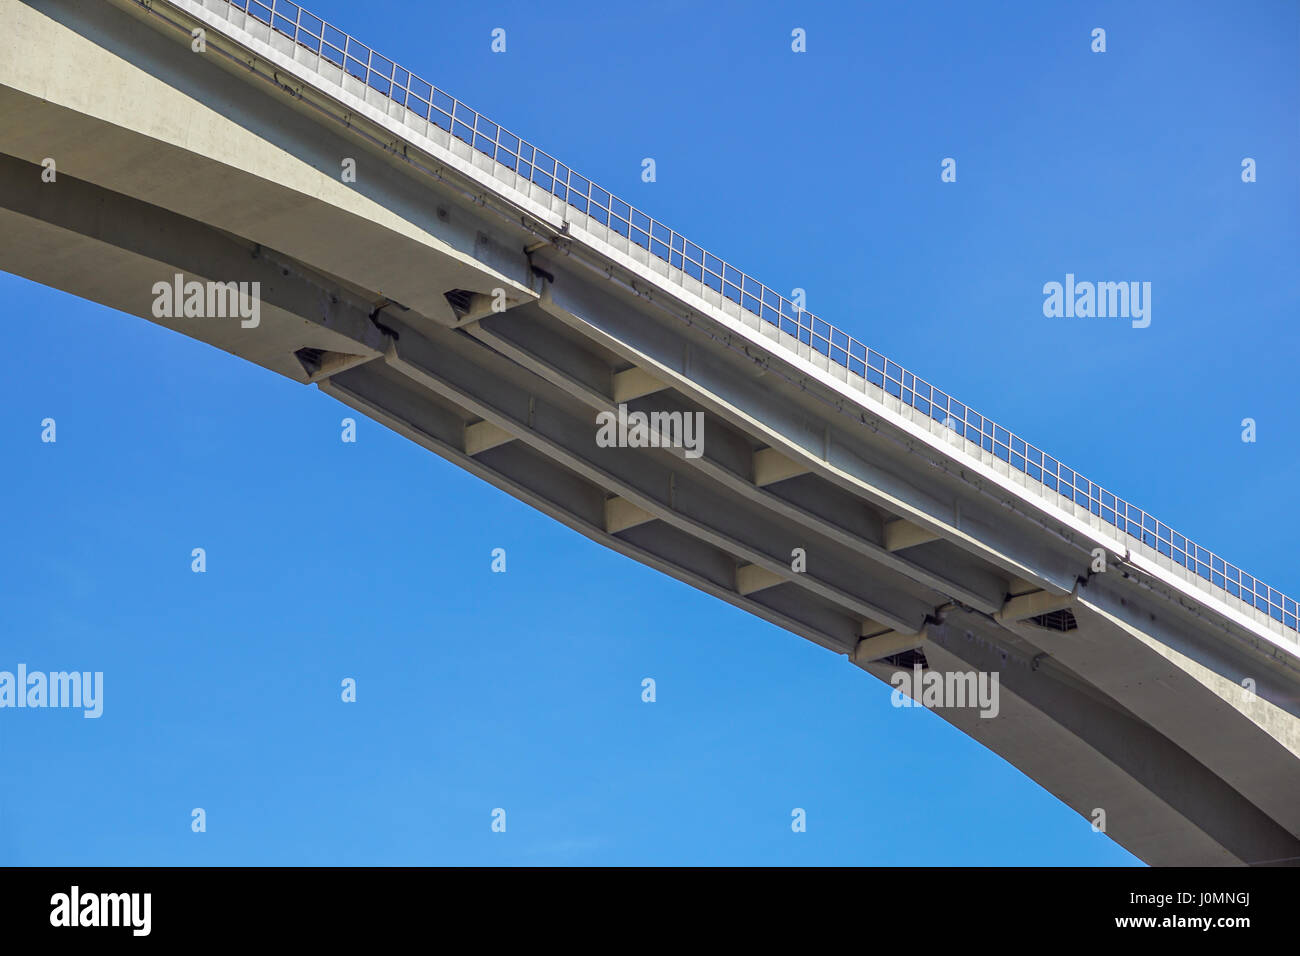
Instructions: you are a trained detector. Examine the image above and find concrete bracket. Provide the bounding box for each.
[853,628,927,666]
[997,581,1079,625]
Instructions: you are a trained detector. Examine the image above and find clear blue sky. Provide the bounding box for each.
[2,0,1296,865]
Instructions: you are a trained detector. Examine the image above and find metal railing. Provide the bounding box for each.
[217,0,1298,637]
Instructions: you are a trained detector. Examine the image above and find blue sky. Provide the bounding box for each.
[1,0,1296,865]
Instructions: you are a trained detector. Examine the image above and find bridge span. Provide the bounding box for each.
[2,0,1298,864]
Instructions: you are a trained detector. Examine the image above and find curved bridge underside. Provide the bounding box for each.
[2,0,1298,865]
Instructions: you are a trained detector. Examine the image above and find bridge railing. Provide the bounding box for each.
[213,0,1298,638]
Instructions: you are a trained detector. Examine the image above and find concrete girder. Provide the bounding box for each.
[5,0,1299,865]
[104,0,1300,665]
[1004,575,1300,842]
[377,321,931,635]
[529,260,1086,598]
[318,361,859,654]
[0,154,386,382]
[852,629,927,665]
[463,419,515,457]
[753,447,811,487]
[26,147,1292,860]
[887,613,1300,866]
[463,305,1007,615]
[0,142,879,651]
[604,496,656,534]
[736,564,786,597]
[859,628,1228,865]
[883,517,943,552]
[0,0,536,326]
[449,291,536,329]
[996,586,1078,625]
[612,366,668,404]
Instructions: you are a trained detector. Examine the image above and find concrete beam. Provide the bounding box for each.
[460,308,1007,615]
[0,0,534,327]
[464,419,516,456]
[737,563,786,596]
[884,518,942,552]
[910,613,1300,866]
[753,447,811,487]
[605,496,656,534]
[997,588,1076,625]
[1040,581,1300,840]
[853,629,926,665]
[532,259,1083,597]
[379,321,929,635]
[453,291,533,328]
[0,154,388,384]
[295,349,374,384]
[859,620,889,638]
[612,366,667,403]
[15,0,1300,866]
[319,361,856,655]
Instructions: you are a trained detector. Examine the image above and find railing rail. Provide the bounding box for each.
[214,0,1298,637]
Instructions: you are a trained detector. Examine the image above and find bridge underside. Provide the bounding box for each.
[3,0,1299,865]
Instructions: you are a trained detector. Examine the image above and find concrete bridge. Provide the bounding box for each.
[2,0,1298,865]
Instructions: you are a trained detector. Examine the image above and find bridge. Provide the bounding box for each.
[3,0,1298,865]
